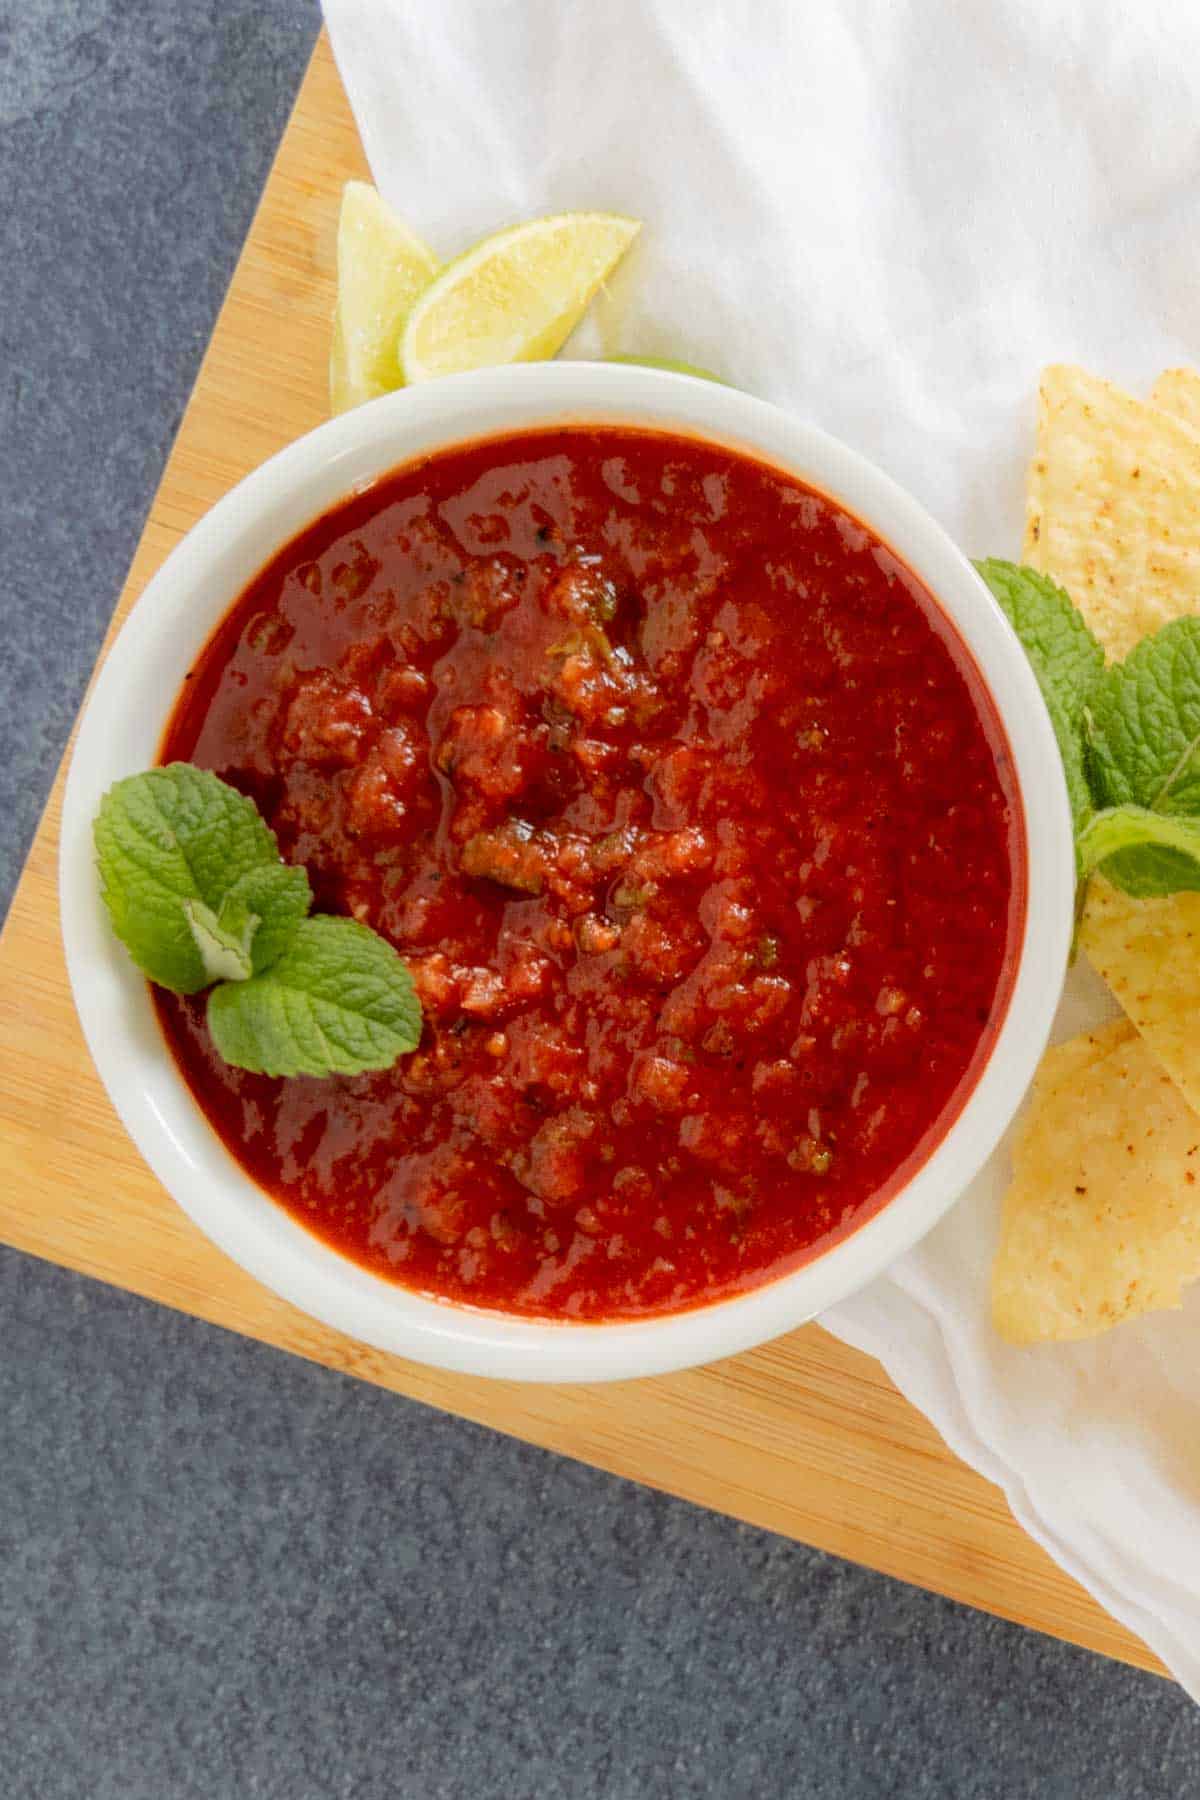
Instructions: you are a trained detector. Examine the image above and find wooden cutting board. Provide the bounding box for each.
[0,30,1163,1679]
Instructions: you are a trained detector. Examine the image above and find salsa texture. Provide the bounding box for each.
[157,427,1022,1319]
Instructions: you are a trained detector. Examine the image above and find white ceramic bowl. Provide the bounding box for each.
[60,362,1074,1382]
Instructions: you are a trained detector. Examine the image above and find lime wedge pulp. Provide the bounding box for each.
[329,181,440,414]
[400,212,641,384]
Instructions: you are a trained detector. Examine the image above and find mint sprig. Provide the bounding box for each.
[1086,618,1200,895]
[978,561,1200,902]
[1076,805,1200,887]
[95,764,310,993]
[183,895,259,984]
[95,765,421,1078]
[976,559,1104,847]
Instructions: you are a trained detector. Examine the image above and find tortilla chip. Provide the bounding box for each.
[1024,363,1200,660]
[1151,367,1200,434]
[1079,878,1200,1114]
[993,1018,1200,1344]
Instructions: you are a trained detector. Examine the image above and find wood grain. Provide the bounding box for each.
[0,31,1164,1679]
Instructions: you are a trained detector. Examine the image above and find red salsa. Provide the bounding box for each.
[157,427,1023,1319]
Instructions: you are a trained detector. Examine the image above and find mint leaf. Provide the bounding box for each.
[1077,804,1200,893]
[1089,618,1200,811]
[975,559,1105,843]
[221,862,312,973]
[207,916,422,1077]
[1086,617,1200,893]
[184,897,258,983]
[94,764,310,992]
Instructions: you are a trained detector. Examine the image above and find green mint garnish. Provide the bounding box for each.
[1085,617,1200,895]
[1076,805,1200,889]
[95,765,311,992]
[94,764,421,1079]
[183,895,259,984]
[979,562,1200,907]
[208,916,422,1078]
[976,559,1104,849]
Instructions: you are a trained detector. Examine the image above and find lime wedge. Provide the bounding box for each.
[400,212,641,384]
[605,354,727,385]
[329,181,440,414]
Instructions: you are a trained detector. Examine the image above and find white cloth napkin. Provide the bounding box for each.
[324,0,1200,1691]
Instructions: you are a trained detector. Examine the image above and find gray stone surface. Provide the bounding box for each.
[2,3,1199,1795]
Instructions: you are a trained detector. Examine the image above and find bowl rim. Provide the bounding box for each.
[59,361,1074,1382]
